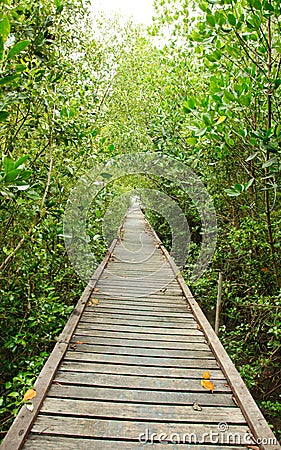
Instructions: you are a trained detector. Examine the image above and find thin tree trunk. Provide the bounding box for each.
[265,6,280,289]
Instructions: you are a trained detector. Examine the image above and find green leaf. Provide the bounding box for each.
[206,14,216,27]
[262,157,277,168]
[228,13,236,26]
[20,170,32,180]
[4,169,20,182]
[0,15,10,41]
[108,144,115,151]
[245,178,254,190]
[186,138,198,145]
[225,188,241,197]
[26,190,40,199]
[0,110,9,121]
[234,183,244,192]
[100,172,112,179]
[14,155,29,169]
[202,113,212,125]
[239,94,251,107]
[246,152,257,162]
[195,127,207,137]
[252,0,262,10]
[4,157,14,173]
[0,74,20,86]
[7,40,30,59]
[224,91,236,102]
[188,98,195,109]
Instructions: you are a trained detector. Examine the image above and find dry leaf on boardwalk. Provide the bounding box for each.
[92,298,99,305]
[202,371,211,380]
[93,288,99,292]
[23,389,36,402]
[201,379,214,393]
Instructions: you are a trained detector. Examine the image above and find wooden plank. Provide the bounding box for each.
[78,316,197,328]
[64,350,217,367]
[87,300,190,310]
[30,416,254,445]
[23,435,250,450]
[54,371,229,391]
[67,344,212,359]
[81,312,197,327]
[76,322,202,339]
[70,335,209,350]
[48,384,234,406]
[95,288,183,296]
[90,295,187,305]
[95,282,181,289]
[0,238,119,450]
[41,398,246,423]
[73,329,206,342]
[83,308,193,318]
[59,361,226,379]
[149,222,281,450]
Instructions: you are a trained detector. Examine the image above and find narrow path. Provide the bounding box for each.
[2,205,279,449]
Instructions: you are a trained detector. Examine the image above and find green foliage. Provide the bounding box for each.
[0,0,280,441]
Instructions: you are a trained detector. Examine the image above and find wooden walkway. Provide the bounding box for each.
[1,205,280,450]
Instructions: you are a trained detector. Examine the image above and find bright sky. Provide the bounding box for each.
[94,0,155,25]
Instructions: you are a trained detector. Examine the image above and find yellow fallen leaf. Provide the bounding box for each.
[201,380,214,392]
[92,298,99,305]
[216,115,226,125]
[202,371,211,380]
[23,389,36,402]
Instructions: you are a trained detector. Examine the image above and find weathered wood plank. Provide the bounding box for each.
[76,322,201,333]
[70,335,209,350]
[41,398,246,423]
[59,361,226,379]
[48,384,233,406]
[73,329,206,342]
[80,314,196,325]
[83,308,193,319]
[30,416,254,445]
[23,435,250,450]
[64,350,217,367]
[87,301,190,310]
[78,316,198,329]
[54,371,229,391]
[67,344,212,359]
